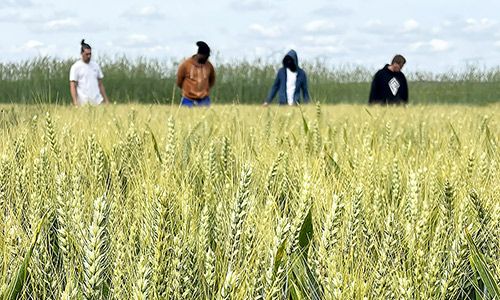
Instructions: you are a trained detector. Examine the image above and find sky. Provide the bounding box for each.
[2,0,500,72]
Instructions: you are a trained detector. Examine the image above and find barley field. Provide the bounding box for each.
[0,104,498,299]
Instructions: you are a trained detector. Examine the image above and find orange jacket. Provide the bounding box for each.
[176,56,215,100]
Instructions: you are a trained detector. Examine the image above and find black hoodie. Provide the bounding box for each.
[369,64,408,105]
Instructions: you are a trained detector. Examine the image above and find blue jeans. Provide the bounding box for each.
[181,96,211,107]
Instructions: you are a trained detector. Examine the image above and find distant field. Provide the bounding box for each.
[0,104,498,299]
[1,57,500,105]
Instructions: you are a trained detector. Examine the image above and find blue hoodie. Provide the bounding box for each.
[266,50,310,105]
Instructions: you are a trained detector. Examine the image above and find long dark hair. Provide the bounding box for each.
[81,39,91,53]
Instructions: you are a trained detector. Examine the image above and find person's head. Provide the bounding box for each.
[80,39,92,63]
[196,41,210,64]
[390,54,406,72]
[282,55,297,72]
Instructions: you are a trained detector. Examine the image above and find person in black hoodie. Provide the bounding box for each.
[369,55,408,105]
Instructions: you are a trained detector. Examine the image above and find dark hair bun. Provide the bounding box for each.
[81,39,85,45]
[196,41,210,55]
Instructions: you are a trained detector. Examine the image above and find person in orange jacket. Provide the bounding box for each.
[176,41,216,107]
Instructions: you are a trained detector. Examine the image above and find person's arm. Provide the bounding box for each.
[401,74,409,104]
[208,63,215,88]
[98,79,109,104]
[301,71,310,103]
[96,66,109,104]
[176,61,186,88]
[264,70,281,105]
[70,81,78,106]
[368,71,381,104]
[69,65,78,106]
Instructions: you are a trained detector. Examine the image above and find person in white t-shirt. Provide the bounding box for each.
[69,39,109,106]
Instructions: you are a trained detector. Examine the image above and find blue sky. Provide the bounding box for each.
[2,0,500,72]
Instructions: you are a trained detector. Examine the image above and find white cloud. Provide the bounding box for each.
[362,19,390,34]
[463,18,497,33]
[0,10,40,23]
[365,19,383,27]
[310,4,353,17]
[124,34,153,47]
[304,20,336,33]
[409,41,424,52]
[0,11,18,22]
[22,40,44,50]
[430,26,442,34]
[123,5,165,20]
[430,39,450,52]
[138,6,159,16]
[9,40,59,57]
[494,41,500,48]
[302,45,348,56]
[42,18,80,31]
[249,24,283,38]
[408,39,451,53]
[302,35,339,46]
[442,20,453,27]
[403,19,420,32]
[0,0,33,8]
[229,0,274,11]
[0,9,80,28]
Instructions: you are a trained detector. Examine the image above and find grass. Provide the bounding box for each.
[1,57,500,104]
[0,103,498,299]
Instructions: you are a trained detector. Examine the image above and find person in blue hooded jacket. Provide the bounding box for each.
[264,50,310,106]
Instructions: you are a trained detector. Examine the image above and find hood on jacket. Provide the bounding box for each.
[282,49,299,71]
[286,50,298,67]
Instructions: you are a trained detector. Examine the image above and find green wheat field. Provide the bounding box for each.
[1,57,500,105]
[0,103,499,299]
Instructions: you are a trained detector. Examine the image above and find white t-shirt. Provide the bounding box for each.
[69,60,104,105]
[286,69,297,105]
